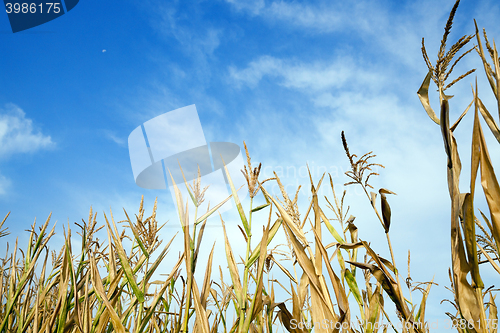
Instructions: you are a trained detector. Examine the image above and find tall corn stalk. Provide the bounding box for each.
[419,0,500,331]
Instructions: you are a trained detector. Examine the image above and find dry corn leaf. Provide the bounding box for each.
[138,254,184,332]
[270,255,297,284]
[183,219,192,273]
[260,185,309,246]
[379,188,396,195]
[418,70,440,125]
[281,222,337,331]
[493,41,500,104]
[298,272,309,313]
[0,212,9,238]
[245,224,270,329]
[56,237,72,333]
[89,255,127,333]
[123,210,149,258]
[220,215,243,308]
[360,241,396,285]
[195,193,233,225]
[415,278,434,327]
[311,226,349,321]
[443,100,483,330]
[478,108,500,256]
[346,260,406,319]
[346,220,359,271]
[312,190,323,277]
[191,276,211,333]
[461,193,483,288]
[477,243,500,274]
[177,163,199,207]
[334,242,364,251]
[167,169,188,230]
[370,191,377,207]
[251,203,270,213]
[378,256,396,274]
[450,220,482,330]
[441,99,453,169]
[276,302,308,333]
[246,215,281,268]
[289,283,301,324]
[319,207,344,244]
[475,20,498,96]
[450,98,473,132]
[282,221,331,308]
[201,243,216,309]
[366,285,382,333]
[488,292,498,329]
[477,96,500,143]
[194,219,208,267]
[142,235,177,288]
[107,224,117,282]
[472,86,500,258]
[222,157,250,234]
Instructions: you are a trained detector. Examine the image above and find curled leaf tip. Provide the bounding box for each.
[379,188,397,195]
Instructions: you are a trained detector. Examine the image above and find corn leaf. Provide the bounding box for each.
[418,70,440,125]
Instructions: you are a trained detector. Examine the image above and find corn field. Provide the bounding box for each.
[1,0,500,332]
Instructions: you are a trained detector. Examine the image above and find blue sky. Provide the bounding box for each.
[1,0,500,330]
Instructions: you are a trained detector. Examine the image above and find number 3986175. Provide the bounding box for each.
[5,3,61,14]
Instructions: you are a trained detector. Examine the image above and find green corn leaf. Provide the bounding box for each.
[104,213,144,303]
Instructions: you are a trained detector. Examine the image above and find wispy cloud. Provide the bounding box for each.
[225,0,265,15]
[224,0,461,69]
[229,55,385,92]
[104,130,126,146]
[135,1,229,121]
[0,104,54,158]
[265,1,351,32]
[225,0,387,33]
[155,2,222,60]
[0,173,11,196]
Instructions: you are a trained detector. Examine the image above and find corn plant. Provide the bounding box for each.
[419,0,500,331]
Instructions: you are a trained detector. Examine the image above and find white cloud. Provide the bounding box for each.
[224,0,466,69]
[266,1,346,32]
[225,0,265,15]
[104,130,126,146]
[225,0,356,32]
[146,2,224,89]
[229,55,385,92]
[158,4,222,58]
[225,0,393,33]
[0,104,54,158]
[0,173,11,196]
[229,56,282,87]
